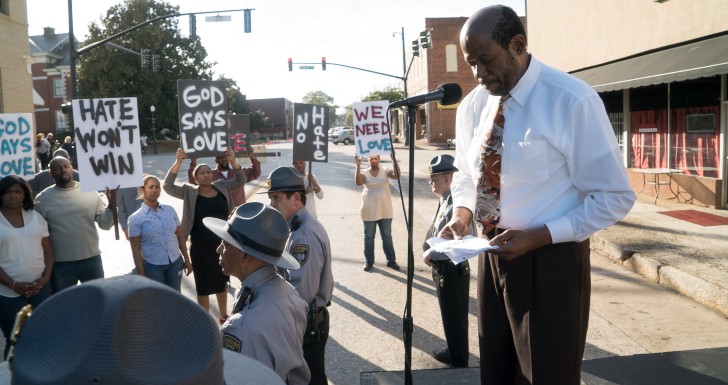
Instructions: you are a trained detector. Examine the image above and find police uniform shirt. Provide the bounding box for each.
[286,208,333,307]
[221,265,310,385]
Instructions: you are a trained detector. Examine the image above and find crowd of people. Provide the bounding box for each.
[0,5,637,384]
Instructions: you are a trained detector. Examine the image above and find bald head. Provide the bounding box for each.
[53,148,70,160]
[460,5,528,96]
[49,156,74,188]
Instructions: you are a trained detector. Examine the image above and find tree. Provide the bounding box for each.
[302,90,337,126]
[217,75,249,115]
[77,0,215,136]
[250,109,270,141]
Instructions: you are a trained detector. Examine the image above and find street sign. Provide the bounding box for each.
[205,15,232,22]
[299,65,315,70]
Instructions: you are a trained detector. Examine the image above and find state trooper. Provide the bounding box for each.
[266,166,333,385]
[422,155,472,368]
[203,202,310,385]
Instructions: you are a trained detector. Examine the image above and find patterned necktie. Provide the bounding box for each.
[476,97,508,235]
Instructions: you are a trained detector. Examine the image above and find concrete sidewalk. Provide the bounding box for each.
[591,196,728,317]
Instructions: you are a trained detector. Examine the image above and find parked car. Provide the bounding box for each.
[330,128,354,145]
[328,126,345,136]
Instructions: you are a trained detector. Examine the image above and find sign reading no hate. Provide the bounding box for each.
[73,97,143,192]
[292,103,329,162]
[353,101,391,156]
[0,113,34,178]
[177,80,228,158]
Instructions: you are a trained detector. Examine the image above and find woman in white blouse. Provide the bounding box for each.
[0,175,53,358]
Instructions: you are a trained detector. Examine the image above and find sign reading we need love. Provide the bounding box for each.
[0,113,34,178]
[352,101,391,156]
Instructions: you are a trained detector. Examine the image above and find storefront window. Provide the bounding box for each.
[630,84,669,170]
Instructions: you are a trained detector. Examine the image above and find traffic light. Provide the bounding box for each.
[189,15,197,37]
[321,57,326,71]
[420,30,431,49]
[153,54,161,72]
[141,49,151,68]
[288,58,292,71]
[411,40,419,57]
[243,9,252,33]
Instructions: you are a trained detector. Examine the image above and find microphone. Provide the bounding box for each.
[389,83,462,108]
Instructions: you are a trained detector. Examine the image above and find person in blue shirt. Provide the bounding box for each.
[127,175,192,290]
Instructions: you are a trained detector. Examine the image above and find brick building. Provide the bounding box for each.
[0,0,34,114]
[401,17,477,144]
[247,97,293,141]
[29,27,75,134]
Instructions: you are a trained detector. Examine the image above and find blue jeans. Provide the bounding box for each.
[0,284,51,358]
[51,255,104,293]
[363,219,396,264]
[143,257,184,291]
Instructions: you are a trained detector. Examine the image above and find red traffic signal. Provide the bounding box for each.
[288,58,292,72]
[322,57,326,71]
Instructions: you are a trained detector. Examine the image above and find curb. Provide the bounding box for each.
[591,234,728,318]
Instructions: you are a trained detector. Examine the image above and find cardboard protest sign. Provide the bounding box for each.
[177,80,228,158]
[73,97,143,192]
[292,103,329,162]
[228,114,251,153]
[353,101,391,156]
[0,113,35,178]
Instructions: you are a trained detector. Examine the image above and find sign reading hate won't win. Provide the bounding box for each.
[178,80,228,158]
[73,97,143,192]
[353,101,391,156]
[0,113,35,178]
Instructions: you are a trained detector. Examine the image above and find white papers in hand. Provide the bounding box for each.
[425,235,498,264]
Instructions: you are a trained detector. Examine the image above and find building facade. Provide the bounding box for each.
[0,0,34,114]
[29,27,74,134]
[527,0,728,208]
[247,98,293,141]
[400,17,478,144]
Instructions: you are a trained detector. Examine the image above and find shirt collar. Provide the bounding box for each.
[507,54,540,107]
[141,202,164,213]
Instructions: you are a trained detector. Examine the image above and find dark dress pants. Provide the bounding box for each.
[304,307,329,385]
[478,238,591,385]
[433,260,470,367]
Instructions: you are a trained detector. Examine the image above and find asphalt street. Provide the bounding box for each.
[9,141,728,384]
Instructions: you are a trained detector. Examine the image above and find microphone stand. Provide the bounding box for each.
[402,105,418,385]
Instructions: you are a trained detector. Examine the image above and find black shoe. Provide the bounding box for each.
[386,261,401,271]
[363,263,373,272]
[431,349,451,365]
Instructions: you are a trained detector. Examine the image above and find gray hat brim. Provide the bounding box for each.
[0,351,285,385]
[203,217,300,270]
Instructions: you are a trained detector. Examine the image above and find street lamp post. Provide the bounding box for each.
[150,105,158,154]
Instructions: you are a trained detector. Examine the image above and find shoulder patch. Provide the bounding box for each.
[290,244,310,266]
[222,334,242,353]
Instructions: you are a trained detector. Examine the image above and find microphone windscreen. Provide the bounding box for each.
[438,83,463,106]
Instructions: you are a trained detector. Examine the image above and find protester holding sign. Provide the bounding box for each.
[0,175,53,358]
[355,154,400,272]
[34,156,114,293]
[163,147,245,323]
[187,146,260,207]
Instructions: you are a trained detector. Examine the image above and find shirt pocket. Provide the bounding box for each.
[504,139,550,184]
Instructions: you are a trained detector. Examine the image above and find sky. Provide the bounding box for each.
[27,0,525,112]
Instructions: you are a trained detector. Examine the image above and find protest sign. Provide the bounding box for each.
[292,103,329,162]
[352,101,391,156]
[178,80,228,158]
[0,113,34,178]
[228,114,251,152]
[73,97,143,192]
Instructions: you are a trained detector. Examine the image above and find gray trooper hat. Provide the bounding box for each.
[264,167,305,193]
[429,154,458,175]
[0,275,284,385]
[203,202,300,270]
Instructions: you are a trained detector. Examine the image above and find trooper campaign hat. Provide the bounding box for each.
[264,167,305,193]
[203,202,300,270]
[0,275,284,385]
[429,154,458,175]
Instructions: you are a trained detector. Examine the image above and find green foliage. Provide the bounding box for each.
[250,109,269,132]
[362,85,404,103]
[217,74,249,114]
[77,0,215,135]
[302,90,337,125]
